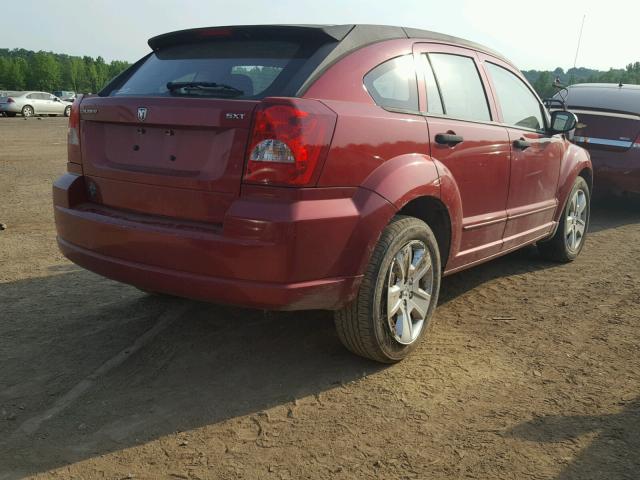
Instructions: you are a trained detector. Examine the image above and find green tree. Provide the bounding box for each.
[533,71,555,99]
[27,52,61,91]
[0,48,130,93]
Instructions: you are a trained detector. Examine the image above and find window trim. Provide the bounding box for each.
[484,60,549,134]
[422,111,505,128]
[420,53,446,115]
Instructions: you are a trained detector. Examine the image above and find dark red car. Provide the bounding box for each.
[54,25,591,362]
[562,83,640,197]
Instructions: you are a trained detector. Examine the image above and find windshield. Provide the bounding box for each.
[109,40,311,99]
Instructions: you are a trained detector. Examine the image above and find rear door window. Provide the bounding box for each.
[364,55,419,111]
[428,53,491,122]
[108,40,315,99]
[485,62,545,131]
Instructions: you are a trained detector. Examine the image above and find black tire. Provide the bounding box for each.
[334,215,441,363]
[5,112,16,117]
[64,106,71,117]
[21,105,34,117]
[538,176,590,262]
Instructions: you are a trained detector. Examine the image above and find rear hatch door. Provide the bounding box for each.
[79,26,347,223]
[80,96,257,223]
[573,110,640,152]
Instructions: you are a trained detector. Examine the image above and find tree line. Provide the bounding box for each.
[523,62,640,99]
[0,48,130,93]
[1,46,638,100]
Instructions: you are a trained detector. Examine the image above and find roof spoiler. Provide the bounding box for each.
[148,24,355,50]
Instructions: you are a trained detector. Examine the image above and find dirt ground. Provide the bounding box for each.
[0,116,638,480]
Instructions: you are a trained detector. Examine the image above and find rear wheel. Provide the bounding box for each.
[334,216,441,363]
[21,105,34,117]
[538,176,590,262]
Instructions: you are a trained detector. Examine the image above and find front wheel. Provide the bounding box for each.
[334,216,441,363]
[538,176,590,262]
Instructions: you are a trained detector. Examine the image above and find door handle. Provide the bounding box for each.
[435,133,464,146]
[513,139,531,150]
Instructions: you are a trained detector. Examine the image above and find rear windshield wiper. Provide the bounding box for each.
[166,81,244,97]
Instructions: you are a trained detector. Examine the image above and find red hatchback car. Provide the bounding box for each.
[54,25,592,362]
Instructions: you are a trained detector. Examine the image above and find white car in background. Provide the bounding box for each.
[0,91,72,117]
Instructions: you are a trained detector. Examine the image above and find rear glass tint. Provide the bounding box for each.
[109,40,314,99]
[364,55,419,111]
[428,53,491,122]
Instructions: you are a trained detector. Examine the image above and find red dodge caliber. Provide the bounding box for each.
[54,25,592,362]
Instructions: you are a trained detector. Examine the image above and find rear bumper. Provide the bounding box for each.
[53,173,395,310]
[0,104,20,113]
[57,237,359,310]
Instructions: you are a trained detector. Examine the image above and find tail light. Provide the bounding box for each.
[243,98,337,186]
[67,95,83,165]
[7,97,15,103]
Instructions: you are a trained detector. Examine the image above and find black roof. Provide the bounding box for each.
[148,24,507,59]
[147,24,512,96]
[561,83,640,116]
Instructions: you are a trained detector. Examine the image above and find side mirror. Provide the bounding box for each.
[550,110,577,134]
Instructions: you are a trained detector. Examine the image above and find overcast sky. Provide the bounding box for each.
[1,0,638,70]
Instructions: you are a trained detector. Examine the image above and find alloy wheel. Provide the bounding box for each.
[565,188,587,252]
[385,240,434,345]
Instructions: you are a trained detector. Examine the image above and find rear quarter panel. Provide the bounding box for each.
[304,38,463,271]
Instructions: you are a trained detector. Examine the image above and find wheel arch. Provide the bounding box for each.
[397,195,452,269]
[356,153,462,272]
[578,166,593,192]
[554,143,593,223]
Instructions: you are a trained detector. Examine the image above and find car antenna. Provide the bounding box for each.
[572,14,586,72]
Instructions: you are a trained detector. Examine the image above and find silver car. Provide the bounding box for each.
[0,91,73,117]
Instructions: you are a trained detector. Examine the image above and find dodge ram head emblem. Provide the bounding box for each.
[137,107,148,122]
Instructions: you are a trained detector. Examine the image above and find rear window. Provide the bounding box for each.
[108,40,315,99]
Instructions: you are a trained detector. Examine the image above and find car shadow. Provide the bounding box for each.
[506,398,640,479]
[438,204,639,305]
[0,269,382,479]
[589,196,640,233]
[0,208,637,478]
[438,244,554,306]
